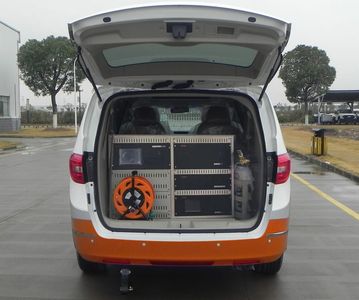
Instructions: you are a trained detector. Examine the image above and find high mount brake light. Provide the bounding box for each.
[276,153,291,184]
[69,153,85,184]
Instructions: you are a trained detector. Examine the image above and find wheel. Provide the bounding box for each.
[253,255,283,275]
[76,252,106,273]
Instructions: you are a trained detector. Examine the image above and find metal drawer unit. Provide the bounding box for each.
[109,135,234,219]
[173,136,234,217]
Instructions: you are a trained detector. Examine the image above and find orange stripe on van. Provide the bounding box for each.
[72,218,288,266]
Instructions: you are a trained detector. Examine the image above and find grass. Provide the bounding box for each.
[281,125,359,177]
[2,124,358,177]
[0,127,77,138]
[0,141,20,150]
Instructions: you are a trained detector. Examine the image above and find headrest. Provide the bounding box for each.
[133,106,160,124]
[203,106,230,124]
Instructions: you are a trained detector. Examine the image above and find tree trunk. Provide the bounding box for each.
[304,100,309,125]
[53,113,58,128]
[51,93,58,129]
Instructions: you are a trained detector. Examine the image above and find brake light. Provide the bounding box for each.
[69,153,85,184]
[275,153,291,184]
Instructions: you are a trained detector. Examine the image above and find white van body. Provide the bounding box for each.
[69,3,291,274]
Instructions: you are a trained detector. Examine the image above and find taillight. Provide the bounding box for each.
[69,153,85,184]
[275,153,291,184]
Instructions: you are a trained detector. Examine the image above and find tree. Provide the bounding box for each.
[18,36,85,128]
[279,45,336,124]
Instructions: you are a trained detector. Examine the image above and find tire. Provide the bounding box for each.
[253,255,283,275]
[76,252,106,273]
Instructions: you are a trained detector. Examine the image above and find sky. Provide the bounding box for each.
[1,0,359,106]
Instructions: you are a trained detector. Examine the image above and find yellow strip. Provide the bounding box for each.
[291,173,359,221]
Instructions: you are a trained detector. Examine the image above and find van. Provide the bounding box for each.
[68,3,291,289]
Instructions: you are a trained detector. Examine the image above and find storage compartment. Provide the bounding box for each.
[95,91,267,232]
[109,135,234,220]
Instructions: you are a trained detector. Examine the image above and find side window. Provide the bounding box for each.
[0,96,10,117]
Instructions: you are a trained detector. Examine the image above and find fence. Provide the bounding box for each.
[21,110,84,125]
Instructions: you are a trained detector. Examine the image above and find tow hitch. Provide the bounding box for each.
[120,268,133,294]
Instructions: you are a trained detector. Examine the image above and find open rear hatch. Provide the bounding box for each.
[68,4,290,89]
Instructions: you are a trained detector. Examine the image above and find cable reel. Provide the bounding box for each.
[113,171,155,219]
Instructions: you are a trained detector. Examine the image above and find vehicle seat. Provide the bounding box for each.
[195,106,240,135]
[119,106,166,134]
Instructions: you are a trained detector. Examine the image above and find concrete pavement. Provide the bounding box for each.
[0,139,358,299]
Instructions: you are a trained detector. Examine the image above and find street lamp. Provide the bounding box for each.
[316,94,325,125]
[73,57,78,133]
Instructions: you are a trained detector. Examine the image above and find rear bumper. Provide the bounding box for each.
[72,218,288,266]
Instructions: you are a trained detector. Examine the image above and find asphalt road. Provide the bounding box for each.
[0,138,358,299]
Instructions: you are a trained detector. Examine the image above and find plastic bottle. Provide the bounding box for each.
[234,150,254,219]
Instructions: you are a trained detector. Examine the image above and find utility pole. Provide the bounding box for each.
[78,88,83,115]
[26,98,30,124]
[73,57,78,133]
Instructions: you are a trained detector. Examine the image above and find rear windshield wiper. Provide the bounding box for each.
[151,80,173,90]
[151,80,194,90]
[172,80,194,89]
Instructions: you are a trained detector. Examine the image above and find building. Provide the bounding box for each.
[0,21,20,131]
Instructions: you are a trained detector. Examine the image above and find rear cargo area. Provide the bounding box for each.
[94,91,267,232]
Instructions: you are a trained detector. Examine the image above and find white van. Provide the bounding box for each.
[68,3,291,287]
